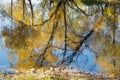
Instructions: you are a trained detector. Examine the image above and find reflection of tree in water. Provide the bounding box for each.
[2,25,57,69]
[1,0,120,77]
[2,26,37,49]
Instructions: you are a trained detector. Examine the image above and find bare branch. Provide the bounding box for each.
[63,2,68,59]
[28,0,34,26]
[58,29,94,66]
[11,0,13,31]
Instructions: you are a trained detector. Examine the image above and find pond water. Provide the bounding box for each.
[0,8,11,71]
[0,6,99,73]
[0,4,119,76]
[0,38,10,72]
[0,13,98,72]
[0,7,99,73]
